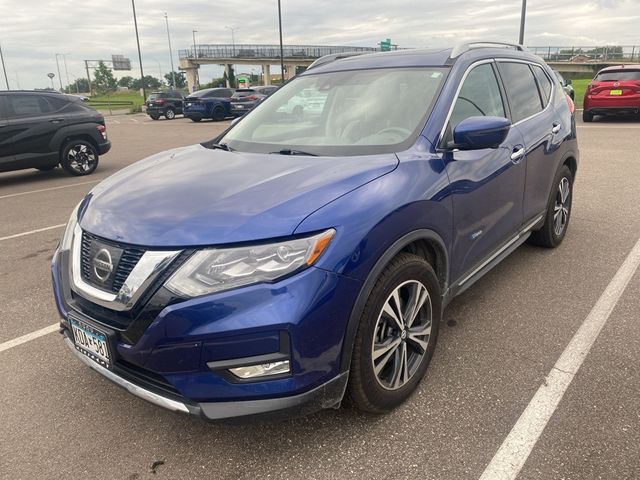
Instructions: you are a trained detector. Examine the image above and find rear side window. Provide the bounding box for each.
[448,63,506,132]
[531,65,552,105]
[205,89,233,98]
[595,69,640,81]
[6,95,53,117]
[498,62,543,123]
[46,96,71,111]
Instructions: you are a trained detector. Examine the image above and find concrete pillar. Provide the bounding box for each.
[262,64,271,85]
[225,64,232,88]
[183,67,199,93]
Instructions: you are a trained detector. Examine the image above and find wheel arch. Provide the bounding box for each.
[59,134,99,159]
[339,229,449,374]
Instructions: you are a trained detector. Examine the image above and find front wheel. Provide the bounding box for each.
[348,252,441,413]
[212,106,226,121]
[529,165,573,248]
[149,114,160,120]
[60,140,99,176]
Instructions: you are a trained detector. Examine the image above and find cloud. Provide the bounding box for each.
[0,0,638,89]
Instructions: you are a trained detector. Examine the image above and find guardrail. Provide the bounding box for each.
[528,46,640,62]
[87,100,134,115]
[179,44,378,60]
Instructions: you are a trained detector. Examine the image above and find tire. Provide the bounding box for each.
[60,140,99,176]
[190,117,202,123]
[36,165,57,171]
[164,108,176,120]
[348,252,441,413]
[149,114,160,120]
[582,110,594,122]
[529,165,573,248]
[212,106,225,121]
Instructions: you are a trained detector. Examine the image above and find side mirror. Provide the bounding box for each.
[451,116,511,150]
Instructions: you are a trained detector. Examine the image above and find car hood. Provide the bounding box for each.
[79,144,399,247]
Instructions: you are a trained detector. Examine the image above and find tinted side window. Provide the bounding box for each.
[449,63,506,132]
[532,65,552,105]
[499,62,543,123]
[6,95,53,117]
[46,96,71,111]
[0,97,7,117]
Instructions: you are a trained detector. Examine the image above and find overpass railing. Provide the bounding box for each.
[179,44,378,61]
[528,46,640,62]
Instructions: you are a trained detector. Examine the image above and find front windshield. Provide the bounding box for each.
[220,67,447,156]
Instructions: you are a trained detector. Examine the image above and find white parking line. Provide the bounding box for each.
[0,180,99,200]
[0,224,65,241]
[0,324,59,353]
[479,236,640,480]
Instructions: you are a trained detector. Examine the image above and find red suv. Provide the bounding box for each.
[583,65,640,122]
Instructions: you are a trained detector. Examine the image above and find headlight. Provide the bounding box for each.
[59,202,80,252]
[165,229,335,298]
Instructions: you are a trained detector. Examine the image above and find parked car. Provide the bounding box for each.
[583,64,640,122]
[145,91,184,120]
[52,42,578,420]
[276,87,328,120]
[183,88,234,122]
[230,86,279,116]
[0,90,110,176]
[553,70,574,100]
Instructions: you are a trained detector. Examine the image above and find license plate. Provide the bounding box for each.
[236,105,244,109]
[610,89,623,96]
[69,317,111,367]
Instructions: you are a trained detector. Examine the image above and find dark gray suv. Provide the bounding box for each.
[0,91,111,176]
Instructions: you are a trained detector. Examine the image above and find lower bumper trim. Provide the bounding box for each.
[64,334,349,421]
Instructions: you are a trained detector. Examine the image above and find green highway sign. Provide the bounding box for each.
[380,39,391,51]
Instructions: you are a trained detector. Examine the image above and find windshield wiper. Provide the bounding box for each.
[206,142,233,152]
[270,148,317,156]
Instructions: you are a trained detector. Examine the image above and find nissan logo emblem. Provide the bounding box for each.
[93,248,114,282]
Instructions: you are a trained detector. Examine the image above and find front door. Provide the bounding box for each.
[440,62,526,282]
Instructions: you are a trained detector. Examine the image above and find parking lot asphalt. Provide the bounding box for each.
[1,113,639,479]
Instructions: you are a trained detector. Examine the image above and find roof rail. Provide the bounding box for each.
[307,51,371,70]
[449,41,526,60]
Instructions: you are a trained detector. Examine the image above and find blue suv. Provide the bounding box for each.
[52,43,578,420]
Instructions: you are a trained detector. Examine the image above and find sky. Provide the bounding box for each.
[0,0,639,90]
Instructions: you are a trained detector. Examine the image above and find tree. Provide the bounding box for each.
[93,61,117,94]
[65,78,90,94]
[117,76,135,88]
[164,71,186,89]
[202,77,226,89]
[222,66,236,88]
[131,75,162,90]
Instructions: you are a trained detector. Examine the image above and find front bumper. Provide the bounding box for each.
[63,334,348,420]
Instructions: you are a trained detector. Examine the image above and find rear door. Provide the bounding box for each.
[0,95,16,168]
[4,93,66,168]
[442,61,526,281]
[497,61,562,223]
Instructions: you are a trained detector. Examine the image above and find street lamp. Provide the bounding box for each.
[518,0,527,45]
[277,0,285,84]
[54,54,63,91]
[0,40,9,90]
[225,25,238,56]
[164,13,176,89]
[192,28,198,57]
[47,72,55,90]
[131,0,147,99]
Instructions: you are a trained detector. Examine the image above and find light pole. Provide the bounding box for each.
[69,73,80,93]
[55,54,63,91]
[225,25,238,56]
[0,40,9,90]
[164,13,176,89]
[518,0,527,45]
[62,54,71,93]
[277,0,285,84]
[192,28,198,57]
[131,0,146,99]
[47,72,55,90]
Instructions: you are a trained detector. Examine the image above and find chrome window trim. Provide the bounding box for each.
[69,224,181,312]
[438,57,557,147]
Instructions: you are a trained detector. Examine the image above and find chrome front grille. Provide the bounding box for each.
[80,231,145,294]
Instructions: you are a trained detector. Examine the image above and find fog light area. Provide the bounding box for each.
[229,360,290,379]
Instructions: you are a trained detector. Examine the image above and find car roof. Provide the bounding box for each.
[303,44,543,75]
[597,64,640,73]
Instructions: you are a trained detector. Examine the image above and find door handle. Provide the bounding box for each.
[49,118,65,124]
[551,123,561,134]
[510,147,526,163]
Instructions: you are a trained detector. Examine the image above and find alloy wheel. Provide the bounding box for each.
[553,177,570,236]
[67,144,97,173]
[371,280,433,390]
